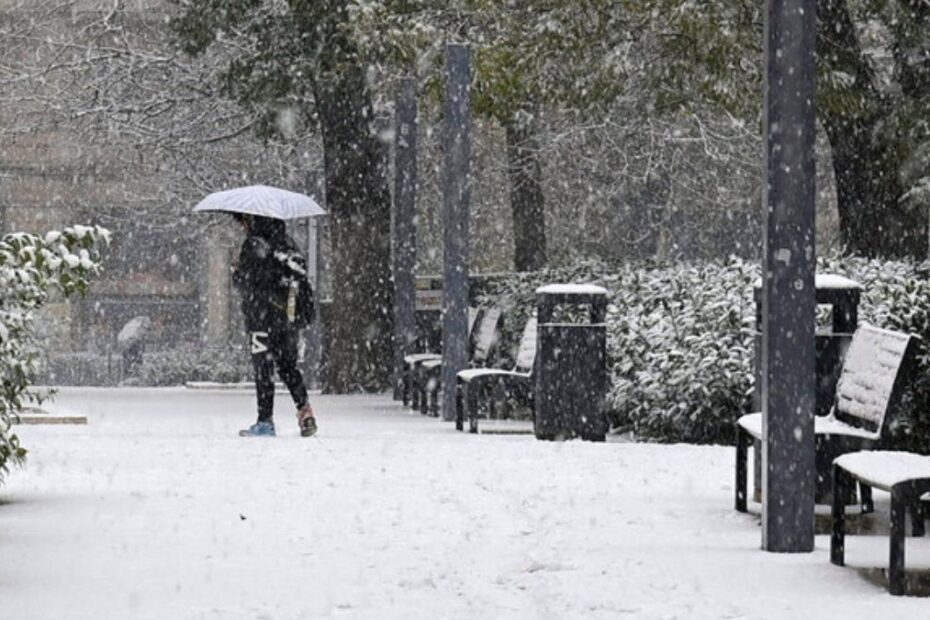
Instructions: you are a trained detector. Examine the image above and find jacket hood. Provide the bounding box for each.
[249,216,287,247]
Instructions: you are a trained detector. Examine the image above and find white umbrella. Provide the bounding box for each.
[192,184,326,220]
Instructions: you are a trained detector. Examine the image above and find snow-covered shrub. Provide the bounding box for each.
[38,352,118,386]
[477,258,757,443]
[606,259,758,443]
[0,226,109,484]
[477,256,930,447]
[138,346,251,386]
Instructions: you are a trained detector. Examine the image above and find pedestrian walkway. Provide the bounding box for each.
[1,387,927,619]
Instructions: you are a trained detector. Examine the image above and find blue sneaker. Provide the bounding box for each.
[239,421,276,437]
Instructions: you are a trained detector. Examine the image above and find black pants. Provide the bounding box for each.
[250,326,309,423]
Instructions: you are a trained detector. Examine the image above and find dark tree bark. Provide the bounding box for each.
[294,1,393,392]
[817,0,928,258]
[171,1,394,391]
[820,114,925,258]
[504,119,547,271]
[313,68,394,392]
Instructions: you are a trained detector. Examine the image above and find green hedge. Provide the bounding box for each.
[137,346,252,386]
[478,256,930,449]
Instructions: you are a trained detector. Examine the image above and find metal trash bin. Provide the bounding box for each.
[752,273,862,503]
[753,273,861,416]
[534,284,609,441]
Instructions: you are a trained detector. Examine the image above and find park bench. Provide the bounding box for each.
[417,307,502,416]
[402,307,478,408]
[735,323,919,513]
[832,451,930,595]
[455,315,537,433]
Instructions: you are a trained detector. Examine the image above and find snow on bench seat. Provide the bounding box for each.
[834,451,930,491]
[735,323,918,513]
[737,412,879,442]
[831,449,930,595]
[404,352,441,364]
[458,368,529,382]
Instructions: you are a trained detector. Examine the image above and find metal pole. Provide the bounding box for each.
[392,76,419,400]
[761,0,817,552]
[440,44,471,421]
[304,168,323,390]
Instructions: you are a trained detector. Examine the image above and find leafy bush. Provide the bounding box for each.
[38,352,118,386]
[137,345,251,386]
[0,226,109,484]
[478,256,930,448]
[605,259,757,444]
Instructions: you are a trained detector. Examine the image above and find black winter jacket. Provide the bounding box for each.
[232,217,306,331]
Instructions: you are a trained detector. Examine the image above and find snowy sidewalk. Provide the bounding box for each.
[1,387,928,619]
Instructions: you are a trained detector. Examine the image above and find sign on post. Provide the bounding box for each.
[414,276,442,312]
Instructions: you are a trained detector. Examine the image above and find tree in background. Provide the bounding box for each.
[378,0,927,262]
[171,0,393,391]
[639,0,930,258]
[358,1,636,271]
[0,1,331,380]
[466,2,631,271]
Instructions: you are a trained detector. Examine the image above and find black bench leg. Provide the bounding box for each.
[467,381,480,434]
[860,483,873,514]
[831,465,847,567]
[430,379,440,417]
[402,366,411,407]
[911,496,926,538]
[419,371,430,415]
[889,485,908,595]
[913,493,930,536]
[455,381,464,431]
[411,367,421,410]
[735,426,748,513]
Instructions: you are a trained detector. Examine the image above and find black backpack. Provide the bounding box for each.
[293,275,315,328]
[276,244,315,328]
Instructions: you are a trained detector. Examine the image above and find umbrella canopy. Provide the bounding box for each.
[192,185,326,220]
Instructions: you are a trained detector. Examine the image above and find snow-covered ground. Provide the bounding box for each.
[2,387,928,619]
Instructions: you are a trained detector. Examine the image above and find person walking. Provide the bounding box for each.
[232,213,317,437]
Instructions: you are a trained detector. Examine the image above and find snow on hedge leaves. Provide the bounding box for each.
[479,256,930,447]
[606,259,757,444]
[0,225,109,484]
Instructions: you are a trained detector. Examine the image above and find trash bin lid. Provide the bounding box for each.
[814,274,862,290]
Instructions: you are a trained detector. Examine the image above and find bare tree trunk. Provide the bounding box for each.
[314,67,393,392]
[504,119,547,271]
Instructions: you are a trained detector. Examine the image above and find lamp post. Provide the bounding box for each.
[440,43,472,422]
[761,0,817,552]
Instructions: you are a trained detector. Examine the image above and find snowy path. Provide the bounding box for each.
[1,387,928,619]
